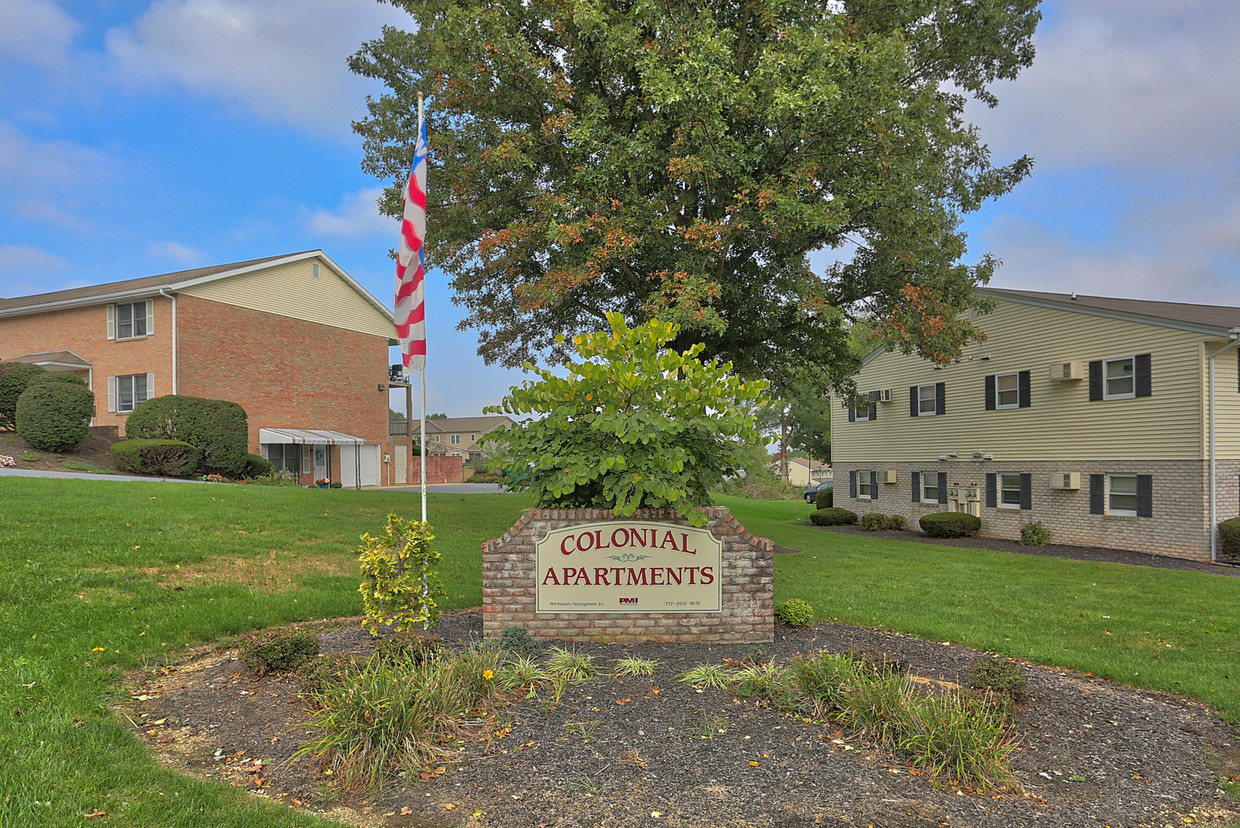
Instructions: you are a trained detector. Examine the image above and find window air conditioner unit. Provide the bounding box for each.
[876,389,893,403]
[1050,472,1080,490]
[883,470,897,484]
[1049,361,1083,381]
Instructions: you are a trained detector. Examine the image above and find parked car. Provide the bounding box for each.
[803,480,833,504]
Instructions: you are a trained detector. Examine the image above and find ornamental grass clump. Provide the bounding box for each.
[482,314,769,527]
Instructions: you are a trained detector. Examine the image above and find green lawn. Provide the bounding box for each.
[1,479,1236,826]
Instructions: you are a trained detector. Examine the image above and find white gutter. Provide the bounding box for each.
[1208,327,1240,562]
[158,288,177,394]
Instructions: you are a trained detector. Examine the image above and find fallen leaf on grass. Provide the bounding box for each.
[83,810,106,819]
[401,807,413,815]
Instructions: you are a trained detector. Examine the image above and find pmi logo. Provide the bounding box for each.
[619,597,639,605]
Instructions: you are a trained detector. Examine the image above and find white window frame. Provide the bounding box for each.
[108,299,153,340]
[920,471,939,504]
[1103,357,1136,400]
[108,373,154,413]
[916,384,937,417]
[994,372,1020,409]
[857,470,874,499]
[1107,473,1139,516]
[450,434,462,445]
[854,404,871,422]
[999,473,1023,509]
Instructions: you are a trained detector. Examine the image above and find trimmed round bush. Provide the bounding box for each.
[860,512,886,531]
[1218,516,1240,564]
[815,487,834,509]
[110,439,201,477]
[1019,520,1051,546]
[809,507,857,526]
[241,452,274,479]
[0,362,48,431]
[919,511,982,538]
[14,381,94,452]
[239,628,319,676]
[126,394,249,478]
[774,598,816,627]
[30,373,88,388]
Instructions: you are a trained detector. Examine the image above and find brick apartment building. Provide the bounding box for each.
[0,251,410,487]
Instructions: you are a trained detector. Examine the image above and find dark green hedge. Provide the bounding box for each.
[809,507,857,526]
[14,382,94,452]
[0,362,48,431]
[815,487,834,509]
[110,439,201,477]
[919,511,982,538]
[1218,517,1240,564]
[242,453,274,479]
[126,395,248,478]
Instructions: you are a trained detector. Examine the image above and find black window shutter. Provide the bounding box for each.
[984,375,996,410]
[870,471,879,500]
[849,471,857,499]
[1020,473,1032,510]
[1089,361,1103,401]
[985,473,997,508]
[911,472,920,502]
[1019,371,1032,408]
[1089,474,1105,514]
[1135,353,1152,397]
[935,382,946,416]
[848,407,856,423]
[910,386,919,417]
[1137,475,1153,517]
[869,397,878,421]
[937,472,948,504]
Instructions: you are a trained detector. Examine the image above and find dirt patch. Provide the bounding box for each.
[122,611,1240,828]
[0,428,120,473]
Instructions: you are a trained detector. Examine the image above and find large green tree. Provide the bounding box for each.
[352,0,1039,391]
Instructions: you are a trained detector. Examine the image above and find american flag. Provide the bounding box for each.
[395,105,428,374]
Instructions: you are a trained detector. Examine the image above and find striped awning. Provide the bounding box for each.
[258,428,364,446]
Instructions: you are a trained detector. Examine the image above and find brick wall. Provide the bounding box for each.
[832,460,1240,563]
[482,507,774,643]
[411,456,467,485]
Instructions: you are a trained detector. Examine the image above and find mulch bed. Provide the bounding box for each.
[125,601,1240,828]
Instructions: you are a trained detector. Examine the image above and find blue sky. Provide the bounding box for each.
[3,0,1239,416]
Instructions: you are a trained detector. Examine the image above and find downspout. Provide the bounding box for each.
[1208,327,1240,562]
[158,288,178,394]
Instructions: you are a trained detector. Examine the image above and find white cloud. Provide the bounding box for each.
[0,119,113,189]
[306,187,393,238]
[103,0,410,136]
[971,0,1240,170]
[0,0,79,68]
[147,241,206,267]
[0,245,69,290]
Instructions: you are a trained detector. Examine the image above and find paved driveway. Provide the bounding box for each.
[0,468,201,483]
[383,483,505,494]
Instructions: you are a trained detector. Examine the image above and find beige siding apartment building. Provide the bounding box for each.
[832,288,1240,563]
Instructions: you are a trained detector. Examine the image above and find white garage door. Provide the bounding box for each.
[340,443,382,488]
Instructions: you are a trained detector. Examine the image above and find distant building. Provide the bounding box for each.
[832,287,1240,563]
[0,250,409,487]
[410,415,514,465]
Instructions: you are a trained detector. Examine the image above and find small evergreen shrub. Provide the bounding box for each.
[15,382,94,452]
[810,507,858,526]
[498,625,545,659]
[241,452,274,479]
[110,439,200,477]
[919,511,982,538]
[815,487,834,509]
[1019,521,1051,546]
[126,394,249,477]
[1217,517,1240,564]
[0,362,47,430]
[774,598,815,627]
[969,659,1027,704]
[860,513,907,531]
[239,628,320,675]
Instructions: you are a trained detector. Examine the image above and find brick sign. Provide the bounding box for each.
[536,521,722,613]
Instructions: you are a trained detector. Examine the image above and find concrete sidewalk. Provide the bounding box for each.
[0,468,202,483]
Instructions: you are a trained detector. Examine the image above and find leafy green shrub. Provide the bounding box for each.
[31,373,88,388]
[1217,517,1240,564]
[126,394,249,477]
[0,362,47,430]
[815,487,834,509]
[809,507,857,526]
[248,470,299,486]
[1019,521,1050,546]
[358,513,445,635]
[15,381,94,452]
[774,598,815,627]
[109,439,200,477]
[483,313,769,526]
[968,658,1027,704]
[297,653,364,699]
[861,512,905,531]
[919,511,982,538]
[498,626,545,659]
[239,628,319,676]
[241,452,274,479]
[374,630,443,666]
